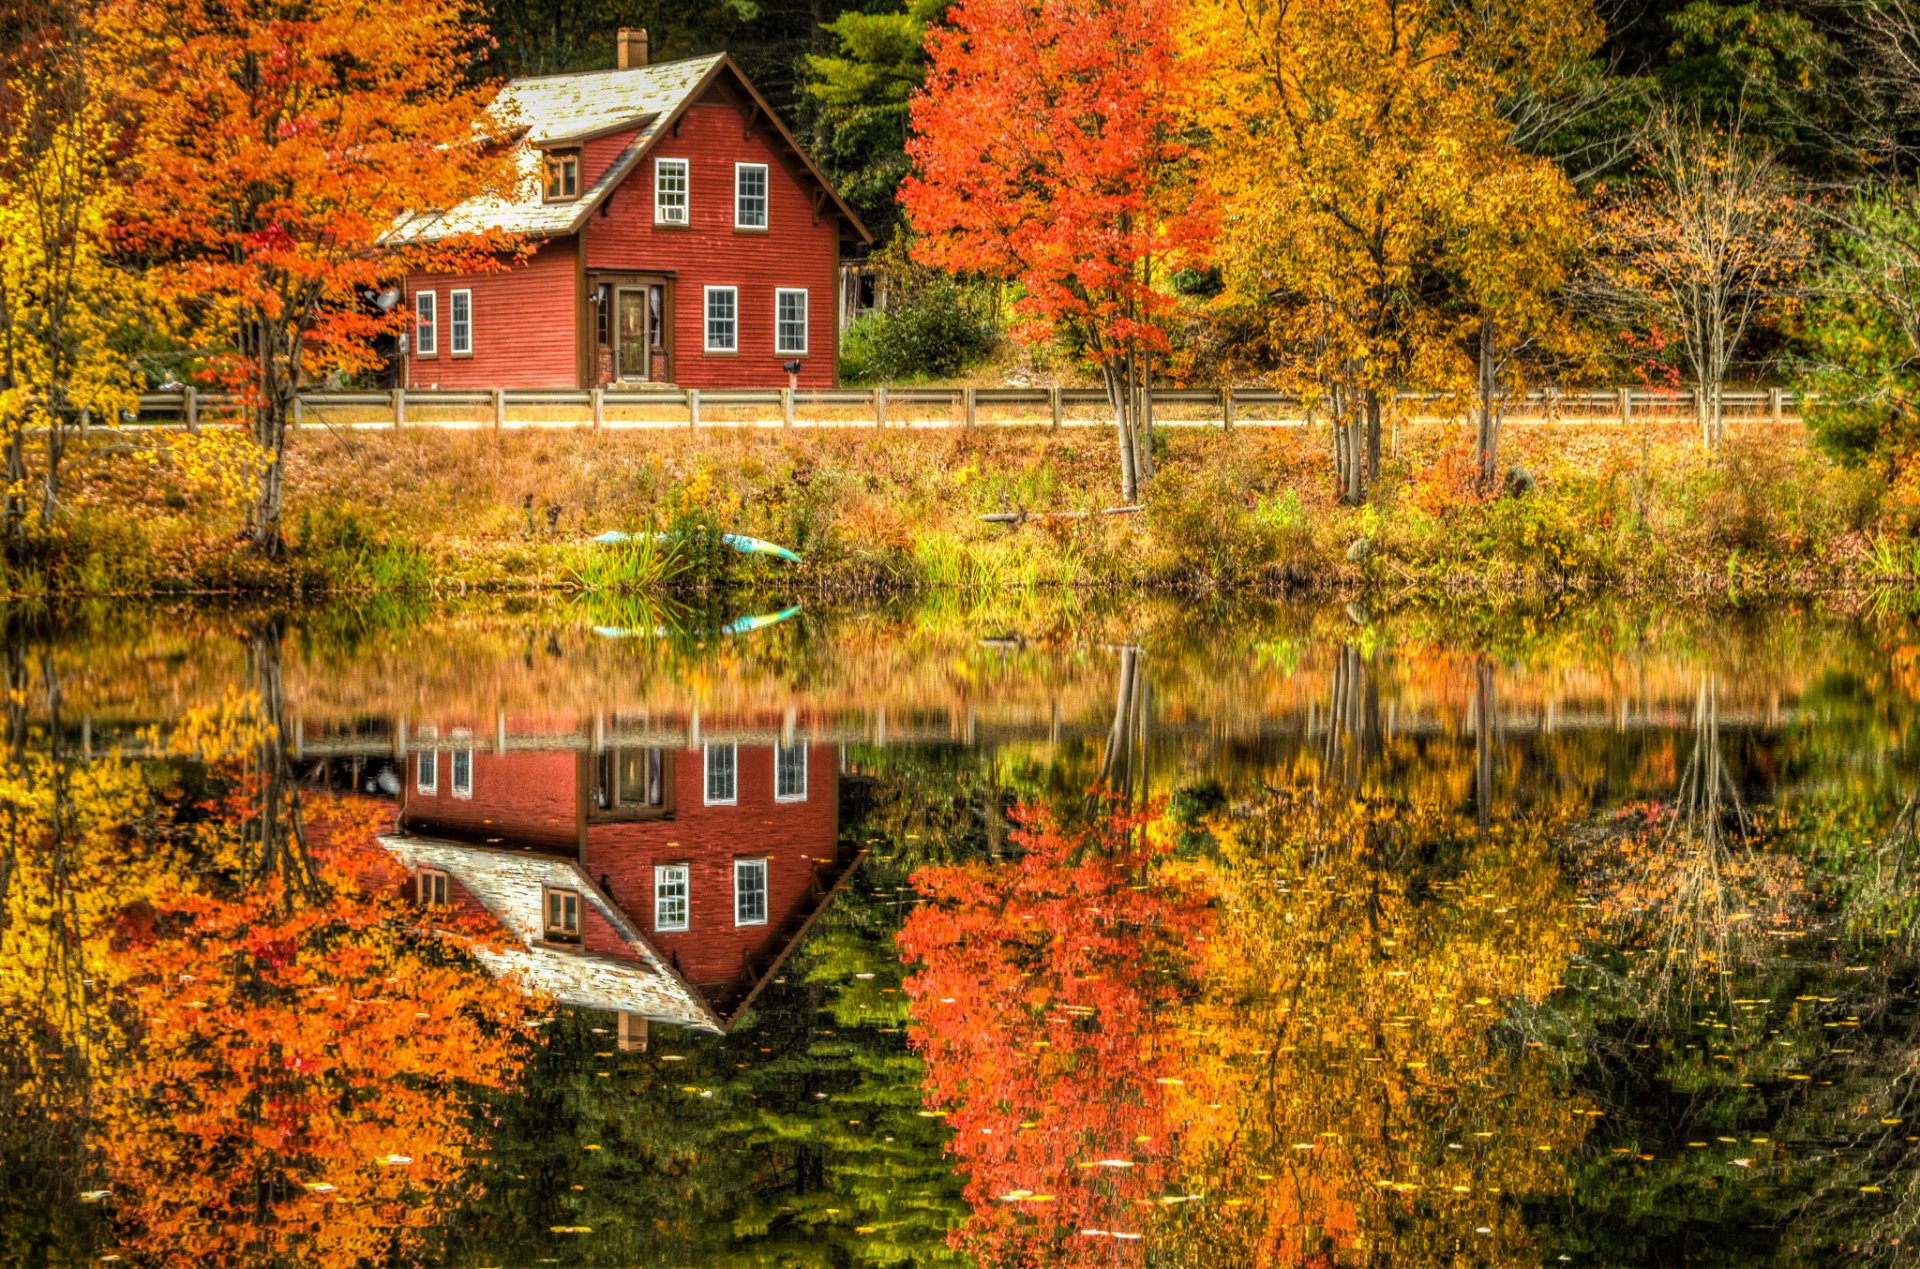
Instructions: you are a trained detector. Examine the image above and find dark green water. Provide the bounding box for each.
[4,599,1920,1267]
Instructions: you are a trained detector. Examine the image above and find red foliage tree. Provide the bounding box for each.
[110,0,521,553]
[902,0,1208,500]
[896,807,1215,1264]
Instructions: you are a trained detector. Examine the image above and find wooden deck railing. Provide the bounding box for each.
[122,384,1810,433]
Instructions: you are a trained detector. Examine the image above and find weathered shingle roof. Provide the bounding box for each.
[390,54,724,243]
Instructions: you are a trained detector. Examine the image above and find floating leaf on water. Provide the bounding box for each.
[550,1225,592,1234]
[301,1182,336,1194]
[79,1190,111,1203]
[381,1155,413,1167]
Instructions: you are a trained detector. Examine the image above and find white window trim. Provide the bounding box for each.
[775,742,808,802]
[734,161,769,230]
[654,157,689,225]
[703,742,737,805]
[417,868,449,906]
[703,285,738,354]
[774,288,808,356]
[415,290,437,357]
[448,288,472,357]
[451,747,473,799]
[654,863,690,932]
[734,857,769,927]
[415,750,437,795]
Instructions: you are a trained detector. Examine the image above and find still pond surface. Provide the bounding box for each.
[4,598,1919,1267]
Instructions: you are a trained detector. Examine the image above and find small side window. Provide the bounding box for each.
[415,751,437,795]
[544,887,582,941]
[415,291,437,358]
[544,149,580,201]
[451,748,472,798]
[449,289,472,357]
[417,868,449,906]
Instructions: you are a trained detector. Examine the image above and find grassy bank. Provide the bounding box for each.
[14,419,1901,598]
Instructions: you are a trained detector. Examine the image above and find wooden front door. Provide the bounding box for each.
[615,288,650,382]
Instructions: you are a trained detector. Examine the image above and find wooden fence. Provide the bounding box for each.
[126,384,1809,433]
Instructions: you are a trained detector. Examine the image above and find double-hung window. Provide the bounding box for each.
[415,751,437,795]
[448,289,472,357]
[655,157,689,224]
[451,748,473,799]
[704,286,737,353]
[734,162,768,229]
[704,743,737,805]
[775,742,807,801]
[415,291,437,357]
[734,858,768,926]
[544,149,579,201]
[654,863,689,932]
[775,289,807,356]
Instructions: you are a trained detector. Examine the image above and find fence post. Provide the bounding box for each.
[782,387,794,427]
[1618,386,1632,423]
[293,396,304,429]
[875,386,888,428]
[1769,387,1784,423]
[184,386,200,434]
[1222,387,1235,432]
[687,388,700,429]
[493,387,506,432]
[964,387,977,428]
[392,388,405,430]
[592,387,604,429]
[1049,385,1063,430]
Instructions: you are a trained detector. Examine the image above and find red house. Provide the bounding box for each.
[379,725,860,1041]
[395,30,870,391]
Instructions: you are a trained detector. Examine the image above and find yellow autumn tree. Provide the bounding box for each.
[0,1,147,534]
[1163,786,1595,1265]
[1183,0,1595,502]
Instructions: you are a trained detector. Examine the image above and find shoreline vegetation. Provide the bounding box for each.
[11,420,1908,602]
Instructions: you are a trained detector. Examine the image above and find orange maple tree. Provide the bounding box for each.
[902,0,1208,501]
[109,0,520,553]
[896,806,1215,1264]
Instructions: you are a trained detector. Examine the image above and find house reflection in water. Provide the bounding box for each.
[378,726,859,1048]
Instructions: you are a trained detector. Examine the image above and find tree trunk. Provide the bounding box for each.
[249,391,290,556]
[1365,389,1382,499]
[1102,359,1139,503]
[1476,316,1500,490]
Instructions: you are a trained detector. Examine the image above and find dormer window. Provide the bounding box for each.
[543,886,582,942]
[544,149,580,202]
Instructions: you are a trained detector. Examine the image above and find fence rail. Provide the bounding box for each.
[123,384,1811,434]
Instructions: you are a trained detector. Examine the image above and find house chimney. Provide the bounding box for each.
[617,27,649,70]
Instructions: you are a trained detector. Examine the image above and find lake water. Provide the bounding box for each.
[4,598,1917,1267]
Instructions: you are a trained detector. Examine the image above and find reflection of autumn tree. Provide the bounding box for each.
[1593,674,1801,1009]
[1170,786,1592,1266]
[898,807,1212,1264]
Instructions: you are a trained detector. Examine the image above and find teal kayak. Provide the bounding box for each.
[593,605,802,640]
[592,529,801,563]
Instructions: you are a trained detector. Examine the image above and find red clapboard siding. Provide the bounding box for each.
[582,744,838,988]
[581,128,642,190]
[583,104,841,389]
[403,746,579,852]
[404,236,579,389]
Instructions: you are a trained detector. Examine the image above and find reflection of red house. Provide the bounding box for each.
[379,732,856,1039]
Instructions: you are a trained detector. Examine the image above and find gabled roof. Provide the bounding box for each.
[390,53,871,245]
[378,834,726,1032]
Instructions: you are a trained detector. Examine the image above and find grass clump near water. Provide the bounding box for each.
[10,418,1904,598]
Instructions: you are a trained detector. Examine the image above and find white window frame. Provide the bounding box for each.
[734,162,768,230]
[654,157,689,225]
[416,868,449,906]
[704,285,738,354]
[448,288,472,357]
[775,741,807,802]
[415,750,437,795]
[734,858,768,927]
[654,863,690,932]
[703,742,737,805]
[774,288,808,356]
[451,747,473,799]
[544,886,582,940]
[414,290,437,357]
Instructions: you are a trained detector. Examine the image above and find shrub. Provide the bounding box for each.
[840,277,997,383]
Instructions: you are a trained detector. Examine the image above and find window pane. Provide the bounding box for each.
[776,290,807,355]
[776,742,806,800]
[705,289,736,352]
[451,748,472,796]
[415,751,436,794]
[450,292,471,355]
[655,864,688,931]
[735,859,767,925]
[736,165,767,228]
[705,743,737,803]
[656,159,688,223]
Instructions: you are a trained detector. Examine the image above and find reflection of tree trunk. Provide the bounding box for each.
[245,621,321,903]
[1474,657,1499,830]
[1675,674,1747,846]
[1095,647,1150,819]
[1322,645,1377,788]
